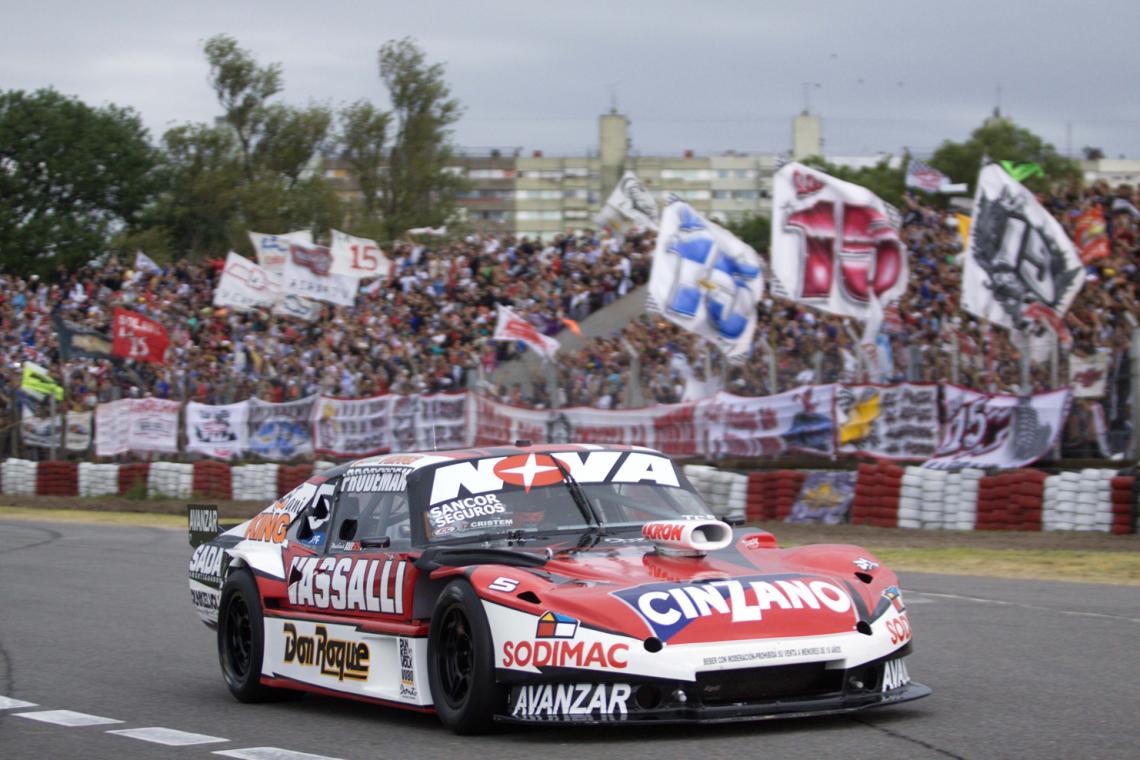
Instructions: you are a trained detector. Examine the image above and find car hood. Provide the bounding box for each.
[463,531,894,646]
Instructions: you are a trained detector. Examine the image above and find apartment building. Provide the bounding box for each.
[323,110,821,240]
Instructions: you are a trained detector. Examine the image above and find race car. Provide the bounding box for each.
[187,443,929,732]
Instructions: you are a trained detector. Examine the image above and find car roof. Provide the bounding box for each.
[342,443,662,473]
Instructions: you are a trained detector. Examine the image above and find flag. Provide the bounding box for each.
[905,159,967,194]
[282,243,357,307]
[134,250,162,275]
[213,252,281,310]
[111,307,170,364]
[561,318,582,337]
[955,213,972,251]
[493,304,560,360]
[771,162,908,332]
[407,226,447,236]
[1073,205,1109,264]
[594,171,659,232]
[329,229,391,279]
[963,164,1085,330]
[52,312,112,361]
[248,230,313,275]
[647,201,764,361]
[21,361,63,401]
[999,161,1044,183]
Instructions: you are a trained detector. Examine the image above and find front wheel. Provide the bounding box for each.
[217,568,284,702]
[427,580,506,733]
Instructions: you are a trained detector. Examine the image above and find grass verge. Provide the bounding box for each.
[872,547,1140,586]
[0,506,185,529]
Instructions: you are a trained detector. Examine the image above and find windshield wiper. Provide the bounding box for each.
[549,457,606,538]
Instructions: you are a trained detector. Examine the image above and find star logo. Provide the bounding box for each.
[493,453,564,492]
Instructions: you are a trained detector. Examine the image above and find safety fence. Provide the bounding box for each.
[1,458,1134,534]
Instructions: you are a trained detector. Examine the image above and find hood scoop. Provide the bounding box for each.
[642,519,733,557]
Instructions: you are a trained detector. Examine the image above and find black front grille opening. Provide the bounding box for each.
[856,620,873,635]
[695,663,844,705]
[854,571,874,584]
[643,636,663,653]
[516,591,541,604]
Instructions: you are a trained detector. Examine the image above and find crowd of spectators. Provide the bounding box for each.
[1,180,1136,458]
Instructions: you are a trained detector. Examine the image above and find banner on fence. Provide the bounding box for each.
[703,386,836,458]
[925,385,1071,469]
[66,411,92,451]
[835,383,939,460]
[186,401,249,459]
[787,471,857,524]
[95,398,181,456]
[247,396,316,460]
[311,393,471,457]
[21,412,58,449]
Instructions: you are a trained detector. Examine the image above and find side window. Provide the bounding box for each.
[290,480,338,551]
[328,490,411,552]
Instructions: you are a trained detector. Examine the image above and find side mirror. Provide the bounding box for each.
[313,495,332,521]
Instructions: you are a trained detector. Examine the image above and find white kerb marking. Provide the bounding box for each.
[0,696,37,709]
[108,727,229,746]
[214,748,348,760]
[14,710,123,726]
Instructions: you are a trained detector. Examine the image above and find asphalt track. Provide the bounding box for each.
[1,519,1137,760]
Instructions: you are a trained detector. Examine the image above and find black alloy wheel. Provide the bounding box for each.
[427,580,506,733]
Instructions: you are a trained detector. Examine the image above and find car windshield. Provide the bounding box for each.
[407,449,714,544]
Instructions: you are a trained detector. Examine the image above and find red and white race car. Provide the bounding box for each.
[187,444,929,733]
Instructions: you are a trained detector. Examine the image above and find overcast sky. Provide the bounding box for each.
[4,0,1138,160]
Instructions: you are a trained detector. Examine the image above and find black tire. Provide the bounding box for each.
[217,568,285,702]
[427,580,507,733]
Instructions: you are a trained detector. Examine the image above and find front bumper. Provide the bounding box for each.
[497,656,931,725]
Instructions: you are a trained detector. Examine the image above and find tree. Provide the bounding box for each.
[150,35,341,259]
[1082,146,1105,161]
[376,38,465,240]
[929,115,1080,193]
[203,35,282,182]
[0,88,158,275]
[725,213,771,254]
[339,100,390,218]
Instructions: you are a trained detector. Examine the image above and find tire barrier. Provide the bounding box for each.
[1110,475,1138,535]
[277,464,314,498]
[1,459,38,496]
[683,465,746,521]
[851,463,902,528]
[1042,469,1117,533]
[0,458,1136,535]
[743,470,807,523]
[78,463,120,497]
[231,463,280,502]
[117,463,150,496]
[36,461,78,497]
[192,460,233,501]
[147,462,193,500]
[975,470,1046,531]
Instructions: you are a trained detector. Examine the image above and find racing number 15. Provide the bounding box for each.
[351,244,379,272]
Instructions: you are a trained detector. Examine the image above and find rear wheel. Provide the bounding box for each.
[217,569,286,702]
[427,580,506,733]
